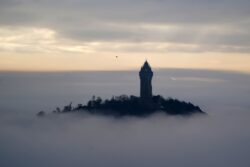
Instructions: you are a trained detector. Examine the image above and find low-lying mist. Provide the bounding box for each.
[0,110,250,167]
[0,69,250,167]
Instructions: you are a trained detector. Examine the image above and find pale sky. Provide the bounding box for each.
[0,0,250,72]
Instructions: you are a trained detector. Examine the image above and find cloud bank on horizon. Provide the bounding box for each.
[0,0,250,71]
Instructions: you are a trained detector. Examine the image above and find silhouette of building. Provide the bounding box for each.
[139,61,153,100]
[48,60,204,116]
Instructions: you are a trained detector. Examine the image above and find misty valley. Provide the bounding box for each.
[0,69,250,167]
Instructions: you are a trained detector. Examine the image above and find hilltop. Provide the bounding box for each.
[43,95,204,117]
[37,61,205,117]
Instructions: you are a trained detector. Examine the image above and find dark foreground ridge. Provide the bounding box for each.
[38,95,205,117]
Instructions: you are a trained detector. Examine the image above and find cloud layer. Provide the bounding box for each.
[0,69,250,167]
[0,0,250,53]
[0,111,250,167]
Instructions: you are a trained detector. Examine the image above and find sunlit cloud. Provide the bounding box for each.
[0,0,250,72]
[1,25,250,54]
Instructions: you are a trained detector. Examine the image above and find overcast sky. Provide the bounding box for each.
[0,0,250,71]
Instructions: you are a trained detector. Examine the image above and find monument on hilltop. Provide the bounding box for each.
[45,61,205,117]
[139,61,153,100]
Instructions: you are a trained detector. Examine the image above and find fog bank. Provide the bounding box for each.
[0,111,250,167]
[0,69,250,167]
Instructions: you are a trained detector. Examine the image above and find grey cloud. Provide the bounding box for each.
[1,0,249,24]
[0,0,250,52]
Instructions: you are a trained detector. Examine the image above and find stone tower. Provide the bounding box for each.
[139,61,153,100]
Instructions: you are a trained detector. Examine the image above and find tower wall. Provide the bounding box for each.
[139,61,153,100]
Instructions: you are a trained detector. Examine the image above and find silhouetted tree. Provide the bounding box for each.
[52,95,204,117]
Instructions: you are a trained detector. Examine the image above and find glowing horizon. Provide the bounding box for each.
[0,1,250,73]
